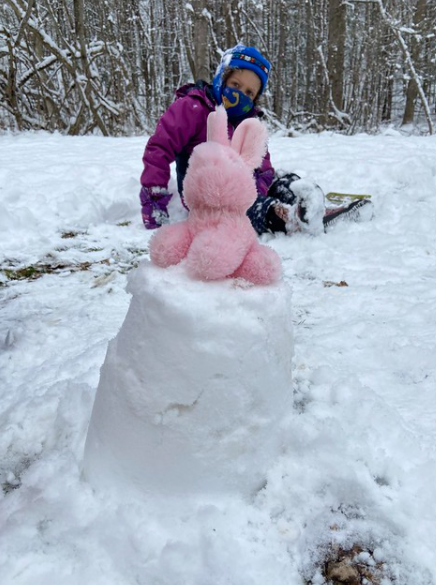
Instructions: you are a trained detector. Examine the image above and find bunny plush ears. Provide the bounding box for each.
[207,105,268,170]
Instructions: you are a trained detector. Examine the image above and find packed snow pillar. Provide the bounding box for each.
[83,261,293,498]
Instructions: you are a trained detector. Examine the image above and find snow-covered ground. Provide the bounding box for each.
[0,128,435,584]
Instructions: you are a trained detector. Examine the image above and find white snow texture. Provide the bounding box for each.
[0,129,436,585]
[83,261,293,498]
[288,178,325,234]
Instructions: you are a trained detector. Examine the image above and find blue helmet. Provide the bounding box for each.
[212,45,271,105]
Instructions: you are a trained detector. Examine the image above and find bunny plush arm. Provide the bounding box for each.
[149,222,193,268]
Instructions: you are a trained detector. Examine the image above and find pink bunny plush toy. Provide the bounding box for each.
[149,105,281,285]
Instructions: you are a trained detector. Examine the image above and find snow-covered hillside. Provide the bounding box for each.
[0,129,435,585]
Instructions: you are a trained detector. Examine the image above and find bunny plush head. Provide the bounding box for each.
[183,106,268,214]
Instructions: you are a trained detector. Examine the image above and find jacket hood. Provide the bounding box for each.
[175,81,264,121]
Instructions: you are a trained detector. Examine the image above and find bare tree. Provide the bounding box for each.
[1,0,435,134]
[402,0,427,126]
[376,0,434,134]
[327,0,346,111]
[191,0,209,80]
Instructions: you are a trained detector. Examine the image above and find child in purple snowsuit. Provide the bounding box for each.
[139,45,371,235]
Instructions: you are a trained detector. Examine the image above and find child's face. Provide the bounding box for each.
[225,69,262,101]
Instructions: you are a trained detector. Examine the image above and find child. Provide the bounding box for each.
[139,44,372,235]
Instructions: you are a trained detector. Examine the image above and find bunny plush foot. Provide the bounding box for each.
[232,243,281,285]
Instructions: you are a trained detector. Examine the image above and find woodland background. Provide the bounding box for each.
[1,0,435,136]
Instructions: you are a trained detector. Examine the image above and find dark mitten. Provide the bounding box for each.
[140,186,172,229]
[268,173,301,205]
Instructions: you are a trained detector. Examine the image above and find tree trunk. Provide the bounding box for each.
[273,0,286,119]
[402,0,427,126]
[304,0,315,112]
[192,0,209,81]
[225,0,241,47]
[327,0,346,111]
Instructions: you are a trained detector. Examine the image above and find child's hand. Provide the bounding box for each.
[273,203,289,222]
[273,202,302,234]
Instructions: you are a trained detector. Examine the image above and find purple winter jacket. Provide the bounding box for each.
[140,81,276,232]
